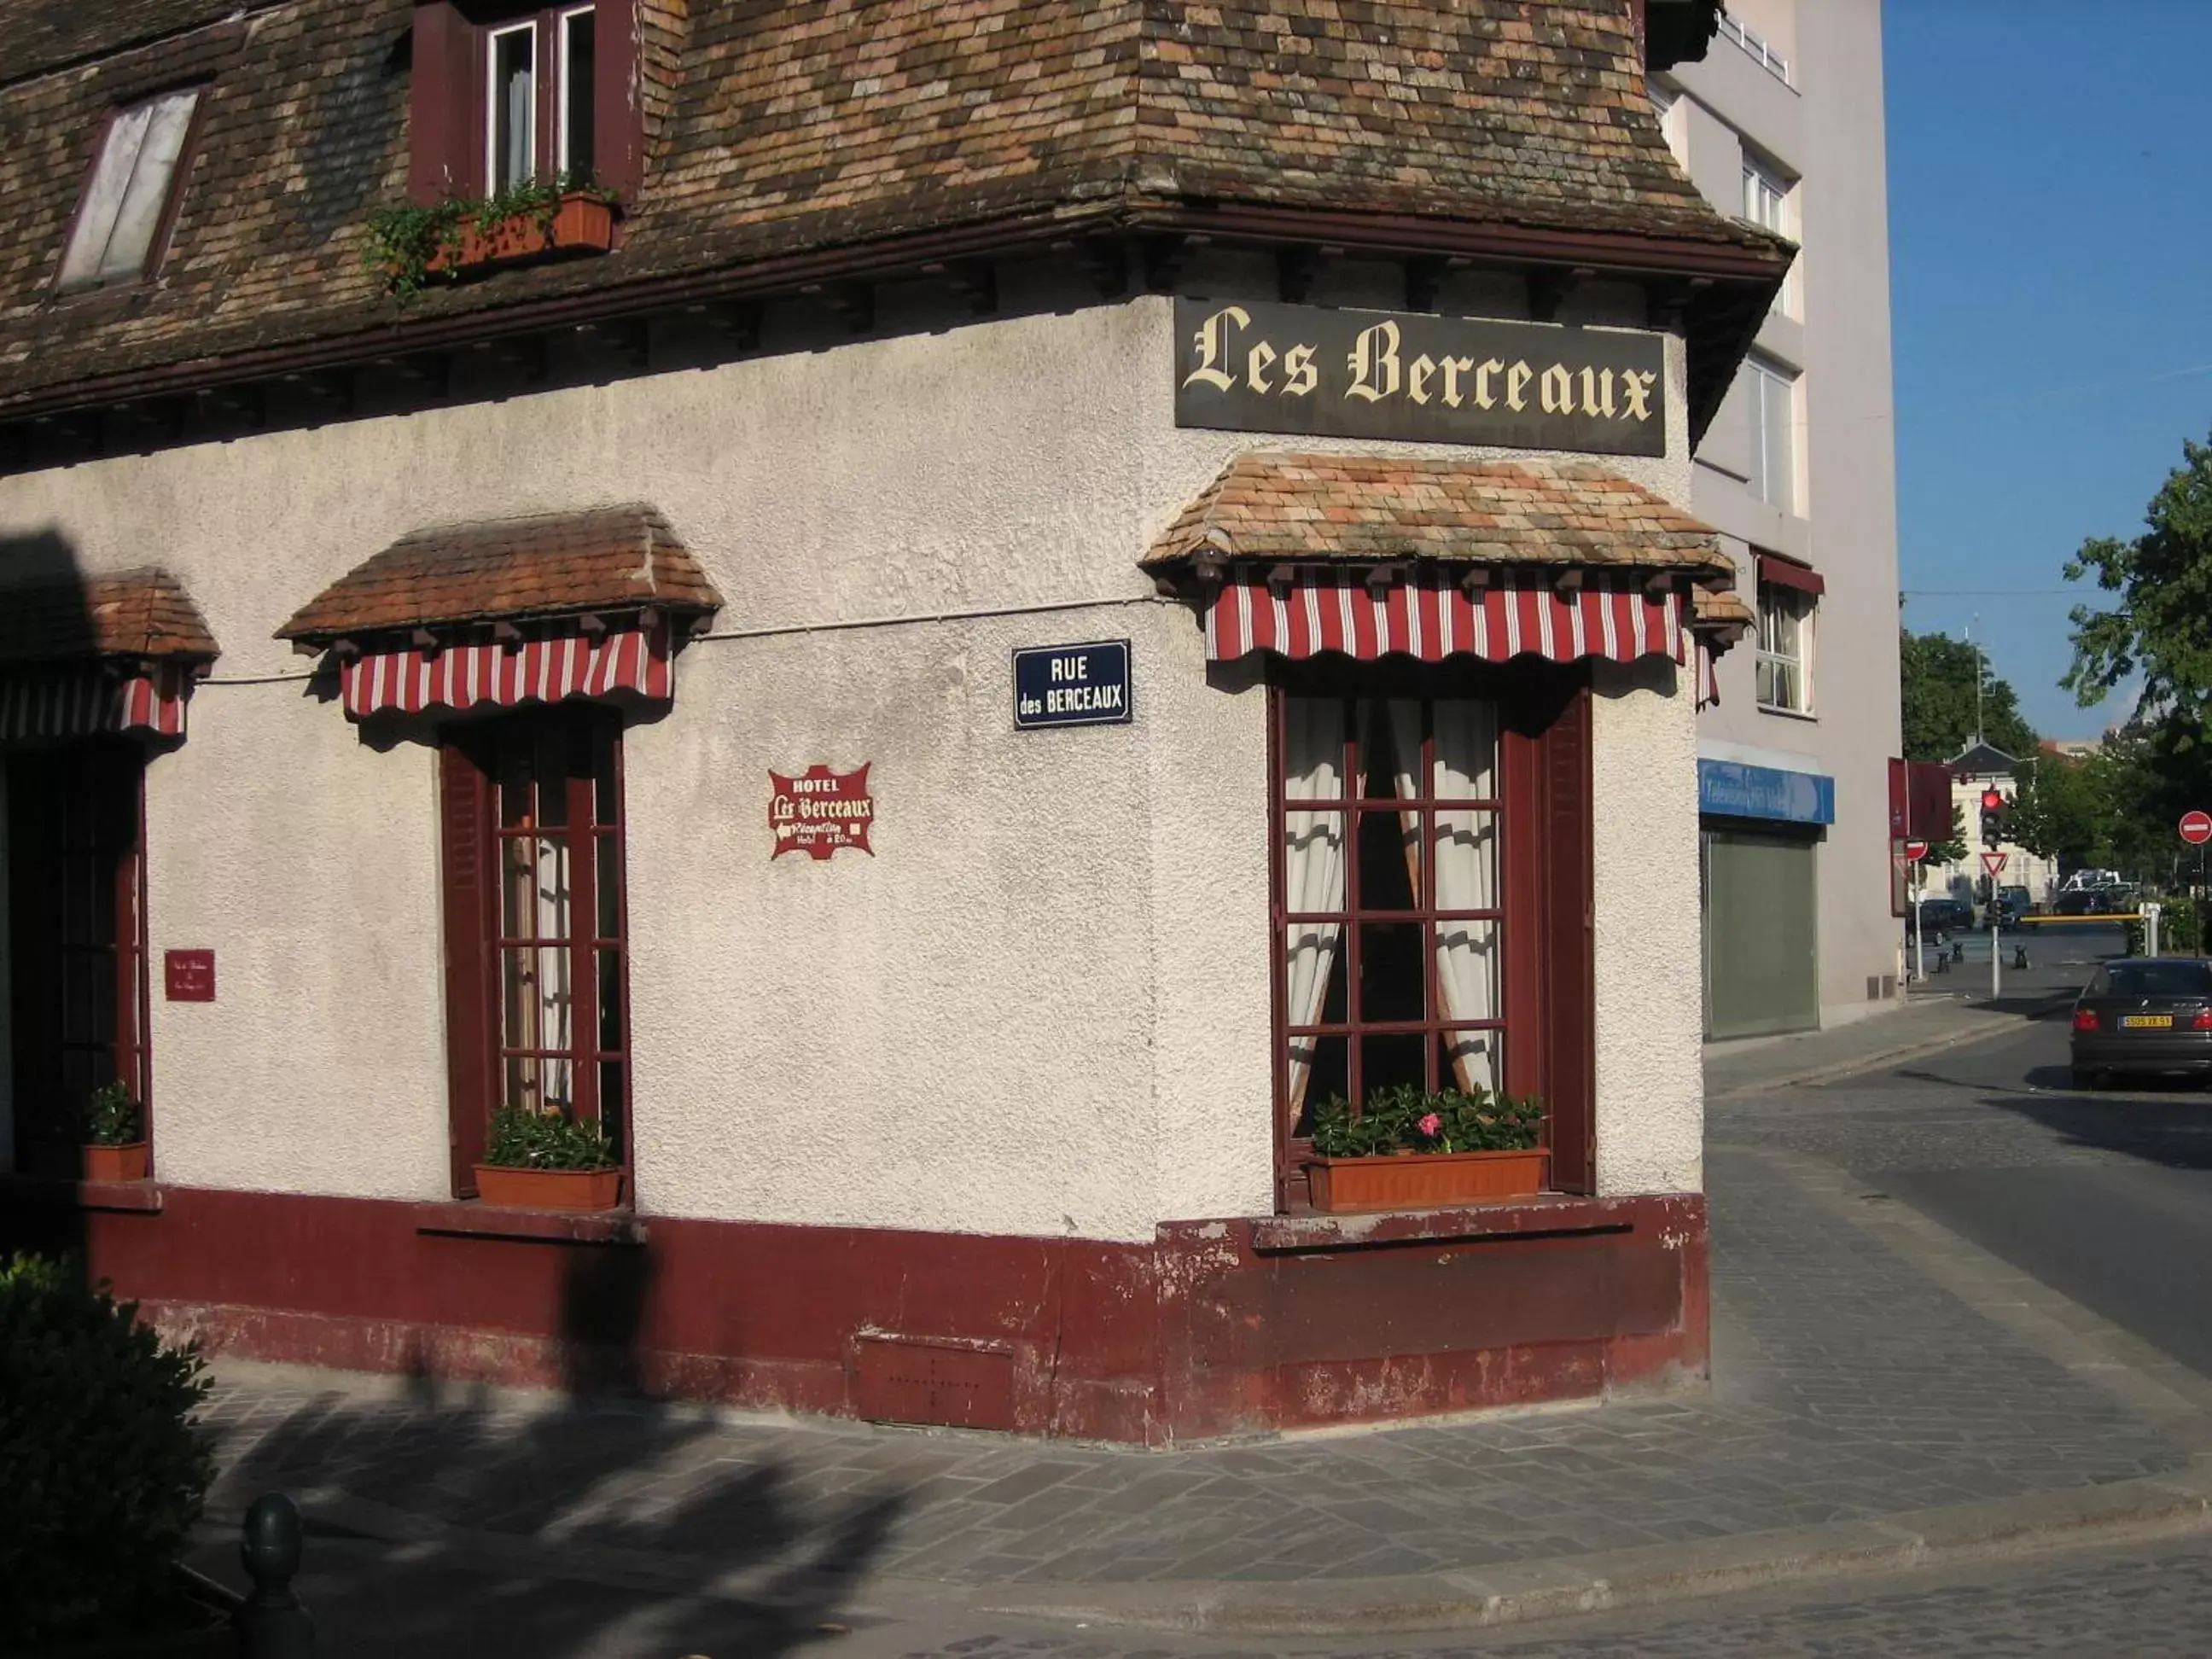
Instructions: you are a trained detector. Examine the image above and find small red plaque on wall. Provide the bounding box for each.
[769,763,876,860]
[164,950,215,1002]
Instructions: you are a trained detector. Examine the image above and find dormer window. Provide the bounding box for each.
[410,2,636,206]
[58,87,201,291]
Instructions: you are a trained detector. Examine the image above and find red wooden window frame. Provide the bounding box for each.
[409,0,643,204]
[438,707,632,1199]
[1266,661,1594,1210]
[7,743,151,1174]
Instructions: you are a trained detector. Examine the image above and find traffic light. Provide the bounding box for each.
[1980,788,2005,846]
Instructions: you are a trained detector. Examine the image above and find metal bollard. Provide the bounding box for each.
[2014,945,2029,971]
[238,1493,316,1657]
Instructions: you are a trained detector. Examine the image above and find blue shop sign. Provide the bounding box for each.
[1697,759,1835,826]
[1014,639,1132,730]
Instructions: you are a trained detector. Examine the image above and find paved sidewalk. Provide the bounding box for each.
[193,999,2212,1650]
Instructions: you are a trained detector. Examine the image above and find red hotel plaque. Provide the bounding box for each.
[770,763,875,859]
[164,949,216,1002]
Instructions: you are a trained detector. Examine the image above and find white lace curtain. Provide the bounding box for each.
[1282,696,1501,1124]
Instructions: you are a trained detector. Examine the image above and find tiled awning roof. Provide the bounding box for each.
[1693,587,1756,637]
[277,505,721,645]
[1142,455,1734,582]
[0,567,218,664]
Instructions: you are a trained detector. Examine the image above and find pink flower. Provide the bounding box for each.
[1417,1112,1442,1138]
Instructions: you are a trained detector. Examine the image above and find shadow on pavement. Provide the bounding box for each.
[195,1245,907,1659]
[1979,1084,2212,1173]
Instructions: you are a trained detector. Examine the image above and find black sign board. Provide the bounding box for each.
[1173,298,1667,457]
[1013,640,1132,731]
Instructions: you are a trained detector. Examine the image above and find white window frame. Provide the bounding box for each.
[1755,581,1815,715]
[58,87,201,291]
[556,5,596,179]
[1741,154,1797,316]
[486,20,538,194]
[1743,356,1796,513]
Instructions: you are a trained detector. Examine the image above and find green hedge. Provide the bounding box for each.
[2124,895,2203,957]
[0,1255,212,1647]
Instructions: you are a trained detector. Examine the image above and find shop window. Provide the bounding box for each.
[7,745,149,1172]
[1755,580,1814,714]
[57,87,201,292]
[1743,355,1796,512]
[1269,667,1595,1207]
[1741,153,1796,315]
[410,2,637,203]
[438,708,629,1197]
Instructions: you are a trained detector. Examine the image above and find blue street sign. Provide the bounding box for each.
[1697,759,1836,826]
[1013,639,1132,730]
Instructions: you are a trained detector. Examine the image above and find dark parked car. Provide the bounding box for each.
[2070,958,2212,1086]
[1913,897,1972,937]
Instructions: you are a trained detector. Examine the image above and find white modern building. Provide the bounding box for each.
[1655,0,1906,1039]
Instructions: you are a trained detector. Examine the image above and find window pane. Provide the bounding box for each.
[98,90,197,282]
[597,947,621,1052]
[1355,808,1419,912]
[58,102,155,287]
[1441,1028,1502,1096]
[1281,810,1345,913]
[498,742,533,828]
[1431,699,1496,800]
[597,1061,623,1130]
[591,720,619,824]
[492,26,535,191]
[562,9,597,178]
[1435,916,1500,1024]
[1289,1033,1348,1138]
[535,725,570,829]
[1359,1033,1426,1098]
[1283,696,1346,800]
[595,833,620,939]
[1284,923,1348,1027]
[1356,923,1426,1022]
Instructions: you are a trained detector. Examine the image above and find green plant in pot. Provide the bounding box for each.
[363,174,621,304]
[476,1104,622,1211]
[80,1079,149,1183]
[1305,1084,1549,1213]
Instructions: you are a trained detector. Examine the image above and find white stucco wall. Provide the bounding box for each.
[0,285,1708,1235]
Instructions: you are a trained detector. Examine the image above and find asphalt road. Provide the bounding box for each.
[1789,1005,2212,1385]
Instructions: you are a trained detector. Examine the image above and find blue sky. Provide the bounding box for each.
[1884,1,2212,738]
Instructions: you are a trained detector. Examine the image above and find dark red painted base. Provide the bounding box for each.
[3,1183,1706,1444]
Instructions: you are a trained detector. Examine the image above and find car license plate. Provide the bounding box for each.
[2122,1015,2174,1028]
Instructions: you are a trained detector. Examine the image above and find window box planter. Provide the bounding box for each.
[1304,1148,1549,1214]
[428,191,617,276]
[473,1164,623,1211]
[82,1141,150,1184]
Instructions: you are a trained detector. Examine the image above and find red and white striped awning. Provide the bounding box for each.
[340,617,673,720]
[1200,568,1688,667]
[0,664,192,742]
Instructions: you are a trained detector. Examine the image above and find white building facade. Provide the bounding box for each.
[1656,0,1906,1037]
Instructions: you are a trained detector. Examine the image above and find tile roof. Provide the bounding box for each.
[0,567,219,663]
[1143,452,1732,579]
[0,1,1788,412]
[276,505,723,642]
[1692,586,1755,634]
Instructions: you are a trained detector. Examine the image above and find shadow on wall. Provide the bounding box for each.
[190,1243,909,1658]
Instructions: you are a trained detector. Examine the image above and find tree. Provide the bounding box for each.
[1900,629,2037,763]
[2007,753,2101,869]
[2065,432,2212,882]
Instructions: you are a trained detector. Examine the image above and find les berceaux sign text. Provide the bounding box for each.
[1173,299,1667,458]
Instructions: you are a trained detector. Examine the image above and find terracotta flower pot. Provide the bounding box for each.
[81,1141,150,1183]
[474,1163,623,1211]
[1304,1148,1548,1214]
[428,192,618,276]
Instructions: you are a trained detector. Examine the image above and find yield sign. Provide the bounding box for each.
[2181,810,2212,847]
[1902,840,1930,863]
[1980,851,2009,878]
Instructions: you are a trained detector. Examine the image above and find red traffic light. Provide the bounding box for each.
[1981,789,2005,812]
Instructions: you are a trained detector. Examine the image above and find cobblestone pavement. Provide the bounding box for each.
[867,1533,2212,1657]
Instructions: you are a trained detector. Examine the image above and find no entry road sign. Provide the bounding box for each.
[1980,851,2009,879]
[2181,810,2212,846]
[1903,840,1929,863]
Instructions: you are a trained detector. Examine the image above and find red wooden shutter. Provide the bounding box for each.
[1540,680,1598,1194]
[408,3,481,203]
[591,0,645,198]
[438,737,498,1196]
